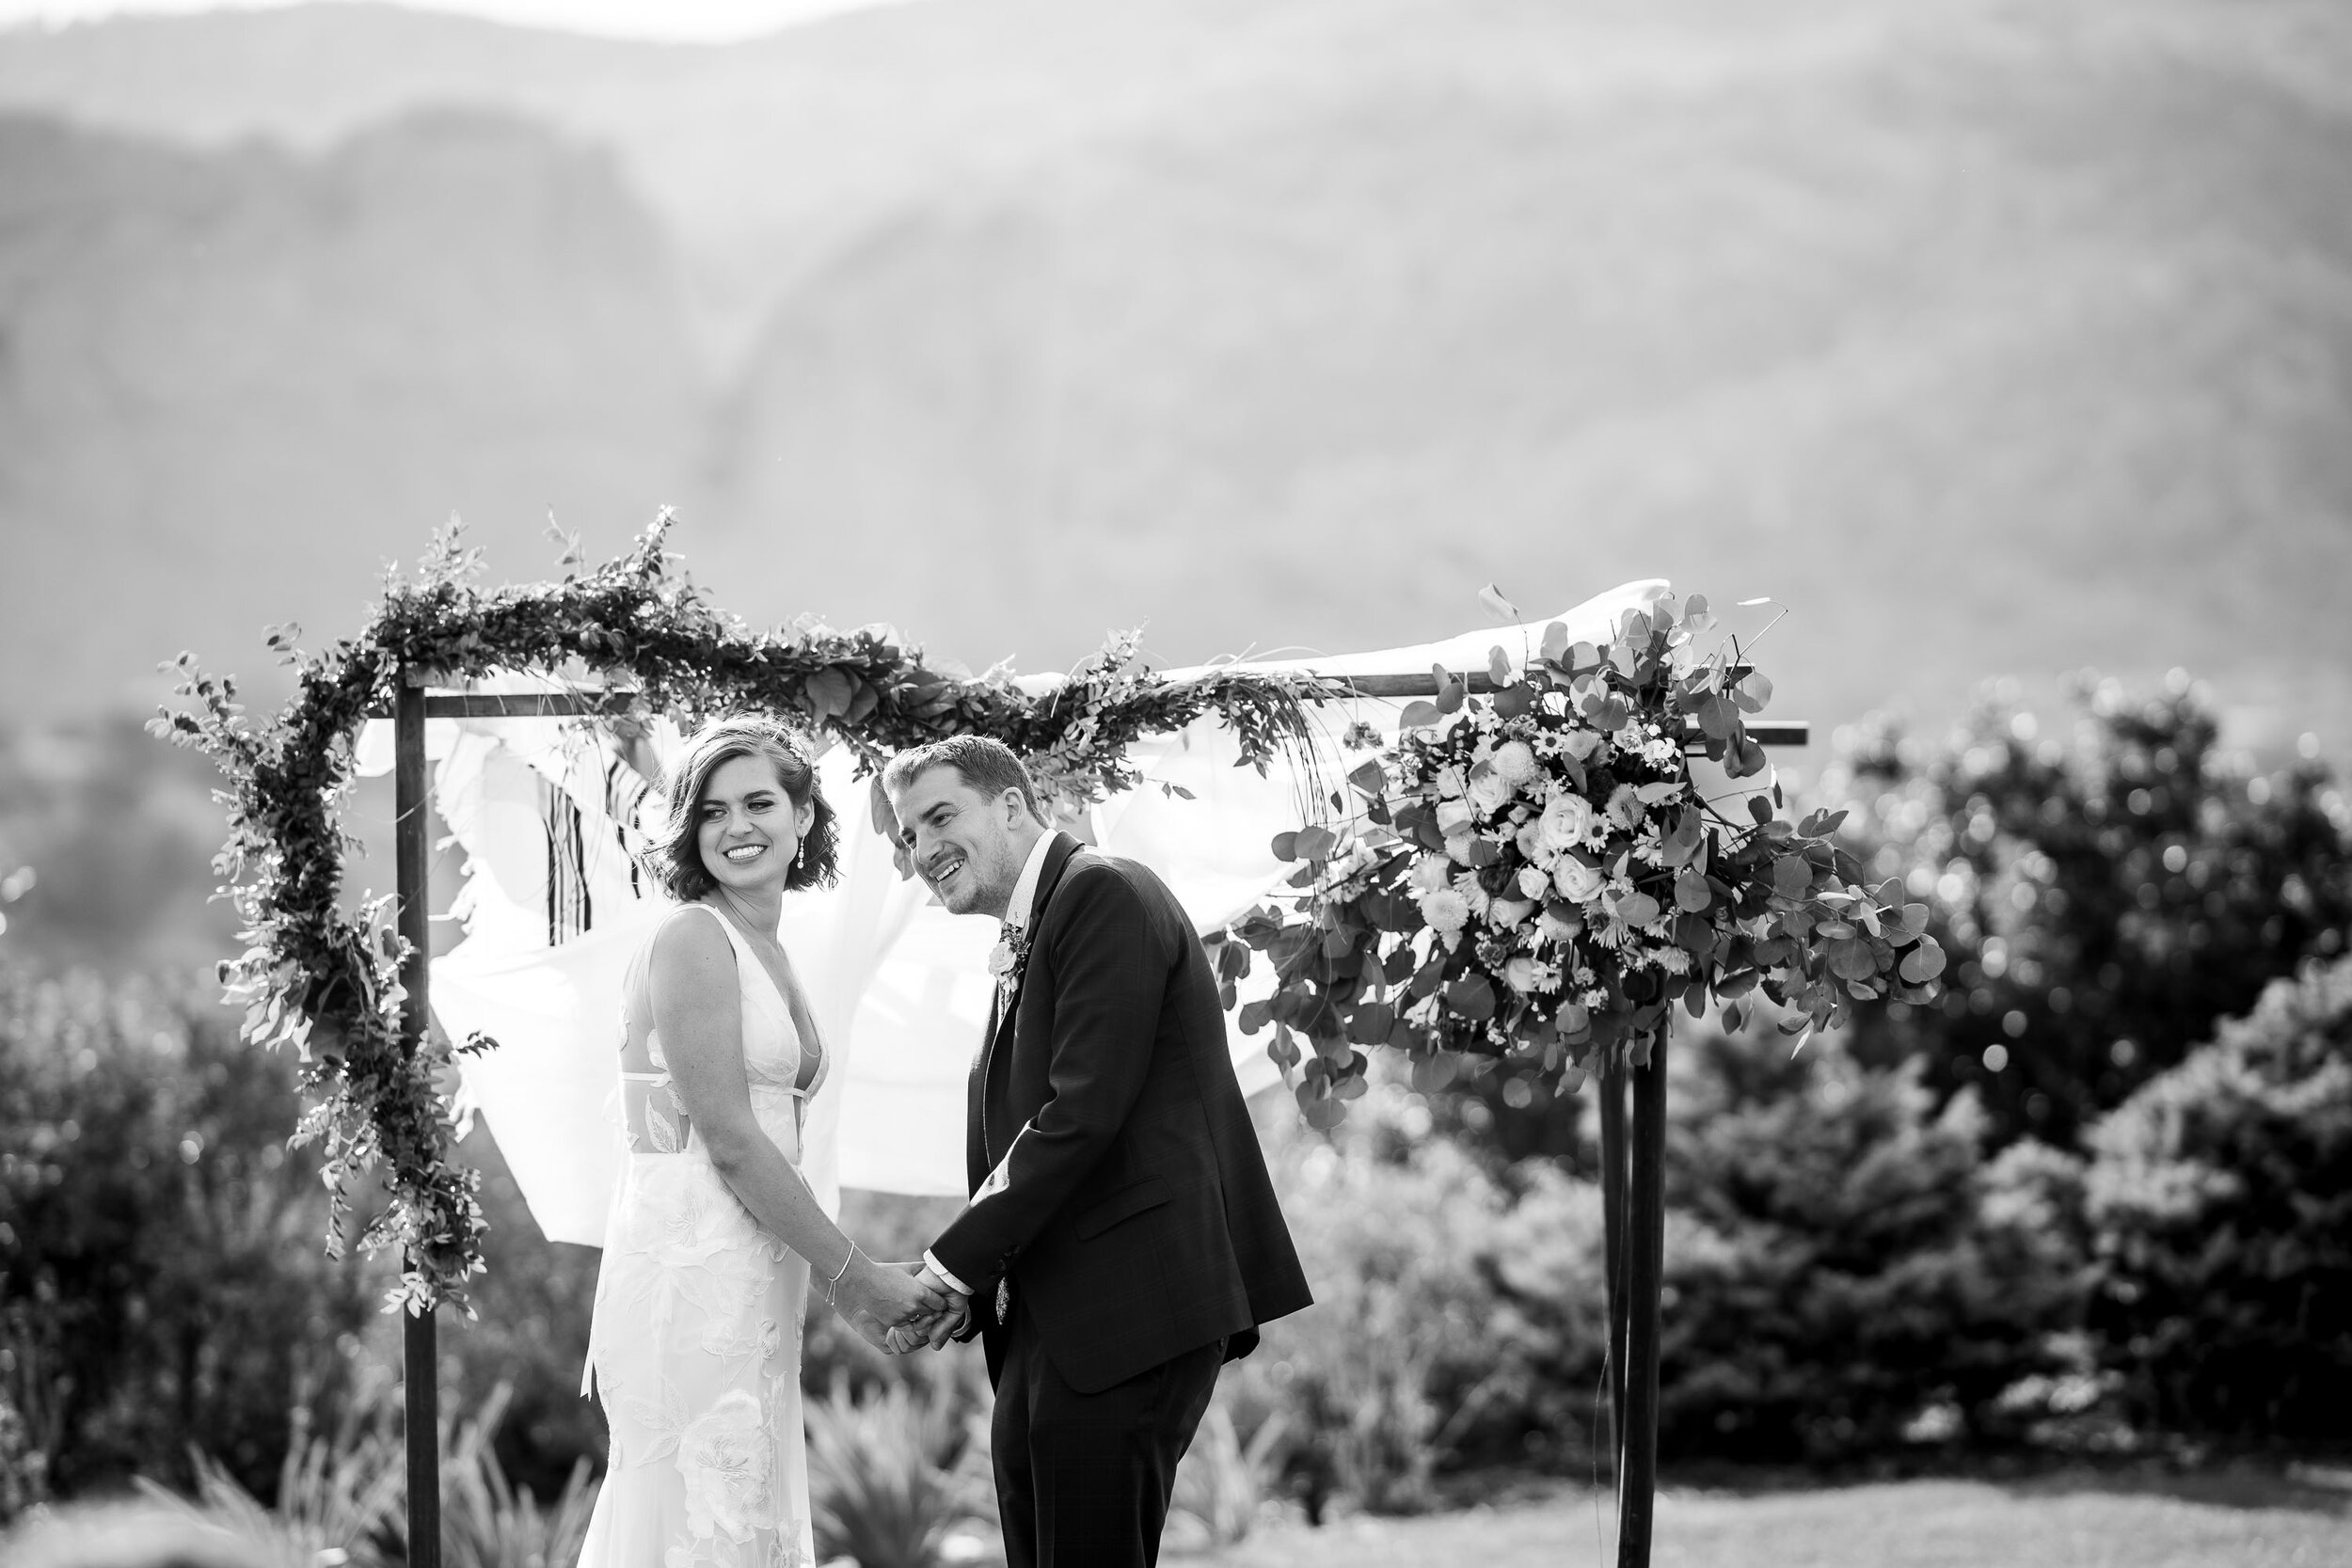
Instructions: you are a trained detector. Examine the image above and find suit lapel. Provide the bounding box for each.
[990,832,1079,1049]
[972,832,1081,1169]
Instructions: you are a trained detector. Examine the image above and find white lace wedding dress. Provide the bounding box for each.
[576,902,828,1568]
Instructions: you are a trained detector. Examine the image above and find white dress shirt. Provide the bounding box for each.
[924,829,1057,1299]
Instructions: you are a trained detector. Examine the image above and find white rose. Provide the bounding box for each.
[1554,859,1605,902]
[1418,888,1470,934]
[1504,955,1540,993]
[1491,897,1534,929]
[1516,864,1552,902]
[1409,853,1453,893]
[1492,740,1539,786]
[1540,793,1596,851]
[1435,798,1475,834]
[1468,768,1512,817]
[1561,729,1604,762]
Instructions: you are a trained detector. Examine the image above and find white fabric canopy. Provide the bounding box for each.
[361,580,1761,1247]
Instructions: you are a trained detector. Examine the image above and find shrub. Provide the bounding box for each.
[1166,1400,1285,1551]
[0,961,381,1506]
[1830,677,2352,1146]
[1650,1031,2089,1461]
[436,1126,607,1503]
[805,1371,993,1568]
[2083,952,2352,1440]
[1223,1102,1522,1516]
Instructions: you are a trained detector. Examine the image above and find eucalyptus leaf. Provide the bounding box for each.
[1899,940,1947,983]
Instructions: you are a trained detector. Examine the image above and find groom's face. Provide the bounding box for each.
[887,765,1030,919]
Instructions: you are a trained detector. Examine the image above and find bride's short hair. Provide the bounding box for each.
[650,717,840,901]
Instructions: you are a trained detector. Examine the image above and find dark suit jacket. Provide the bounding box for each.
[930,832,1312,1393]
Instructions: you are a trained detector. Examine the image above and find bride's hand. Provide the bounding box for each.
[833,1253,946,1338]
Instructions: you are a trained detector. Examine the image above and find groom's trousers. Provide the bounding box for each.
[992,1298,1225,1568]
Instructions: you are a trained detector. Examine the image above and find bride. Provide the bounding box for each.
[576,716,951,1568]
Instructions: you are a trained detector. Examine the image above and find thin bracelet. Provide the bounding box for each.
[822,1243,857,1306]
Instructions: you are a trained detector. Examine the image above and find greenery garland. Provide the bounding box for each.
[153,515,1331,1312]
[1213,594,1947,1126]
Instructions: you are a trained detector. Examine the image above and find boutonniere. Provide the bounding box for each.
[988,925,1032,994]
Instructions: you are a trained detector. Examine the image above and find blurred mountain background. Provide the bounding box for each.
[2,0,2349,968]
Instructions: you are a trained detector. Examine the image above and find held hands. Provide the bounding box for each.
[831,1251,948,1353]
[882,1265,971,1354]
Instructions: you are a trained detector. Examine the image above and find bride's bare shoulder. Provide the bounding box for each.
[648,902,732,972]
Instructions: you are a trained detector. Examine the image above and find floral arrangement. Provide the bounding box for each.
[152,514,1330,1311]
[1216,594,1947,1127]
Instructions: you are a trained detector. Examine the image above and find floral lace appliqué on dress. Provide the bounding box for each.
[576,903,825,1568]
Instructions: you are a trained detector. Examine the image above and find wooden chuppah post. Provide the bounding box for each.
[1598,1055,1629,1464]
[393,675,441,1568]
[1613,1025,1670,1565]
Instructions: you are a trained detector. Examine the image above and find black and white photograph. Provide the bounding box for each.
[1,1,2348,1565]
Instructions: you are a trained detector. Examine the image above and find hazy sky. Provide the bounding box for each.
[0,0,924,42]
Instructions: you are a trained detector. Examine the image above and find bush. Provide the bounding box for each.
[1166,1400,1286,1551]
[437,1125,607,1503]
[805,1370,993,1568]
[1223,1100,1526,1516]
[1830,676,2352,1146]
[0,961,381,1509]
[2082,951,2352,1440]
[1649,1032,2089,1461]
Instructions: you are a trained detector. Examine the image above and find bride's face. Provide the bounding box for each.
[695,752,812,896]
[887,765,1028,919]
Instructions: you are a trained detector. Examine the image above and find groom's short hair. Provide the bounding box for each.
[883,736,1047,827]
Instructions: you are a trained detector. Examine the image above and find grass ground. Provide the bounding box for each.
[1199,1468,2352,1568]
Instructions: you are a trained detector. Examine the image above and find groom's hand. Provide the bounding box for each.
[915,1265,970,1350]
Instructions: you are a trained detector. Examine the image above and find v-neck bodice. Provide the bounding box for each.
[617,902,827,1156]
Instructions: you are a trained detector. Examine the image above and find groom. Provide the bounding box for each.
[882,736,1311,1568]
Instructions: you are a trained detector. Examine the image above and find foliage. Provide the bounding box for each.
[1223,1106,1525,1516]
[2082,952,2352,1440]
[437,1124,607,1503]
[149,514,1331,1310]
[111,1377,592,1568]
[1645,1033,2090,1461]
[1221,594,1943,1129]
[0,959,379,1507]
[134,1418,401,1568]
[1830,673,2352,1145]
[408,1384,601,1568]
[805,1372,993,1568]
[1167,1402,1287,1551]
